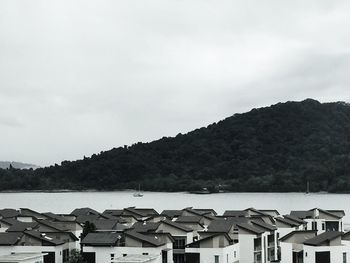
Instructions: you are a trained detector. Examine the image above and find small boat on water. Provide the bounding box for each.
[133,184,144,197]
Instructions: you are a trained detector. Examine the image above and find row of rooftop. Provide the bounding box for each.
[0,207,348,263]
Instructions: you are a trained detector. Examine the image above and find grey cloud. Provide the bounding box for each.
[1,0,350,165]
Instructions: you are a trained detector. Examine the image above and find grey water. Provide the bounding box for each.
[1,191,349,224]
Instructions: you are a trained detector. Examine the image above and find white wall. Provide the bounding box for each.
[0,244,68,263]
[279,242,293,263]
[186,243,239,263]
[304,244,350,263]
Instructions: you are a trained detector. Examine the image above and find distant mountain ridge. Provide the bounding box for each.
[2,99,350,193]
[0,161,39,170]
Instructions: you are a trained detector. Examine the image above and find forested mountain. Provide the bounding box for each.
[2,99,350,193]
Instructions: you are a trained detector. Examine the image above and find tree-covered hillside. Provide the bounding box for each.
[2,99,350,193]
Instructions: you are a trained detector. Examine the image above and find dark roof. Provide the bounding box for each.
[176,216,202,224]
[259,210,280,215]
[0,218,18,226]
[24,231,65,245]
[71,208,100,216]
[131,222,160,232]
[207,218,235,233]
[187,233,232,247]
[275,217,299,227]
[304,231,342,246]
[283,214,306,224]
[6,221,39,232]
[103,210,124,217]
[124,231,165,247]
[160,210,183,218]
[316,208,342,219]
[76,214,101,224]
[36,219,69,232]
[81,232,122,246]
[192,209,217,216]
[279,230,317,242]
[161,219,192,232]
[223,210,248,217]
[92,219,126,231]
[237,223,265,235]
[0,209,19,218]
[327,210,345,217]
[0,232,22,245]
[251,220,277,231]
[290,211,314,219]
[42,212,74,222]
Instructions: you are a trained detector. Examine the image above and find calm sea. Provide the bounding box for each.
[1,191,349,224]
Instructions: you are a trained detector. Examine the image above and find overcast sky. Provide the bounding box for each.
[1,0,350,166]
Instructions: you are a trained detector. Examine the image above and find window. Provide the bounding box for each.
[322,223,325,231]
[62,249,69,263]
[312,221,317,231]
[143,253,149,255]
[111,253,115,261]
[234,251,236,258]
[344,252,347,263]
[214,255,219,263]
[254,238,262,251]
[173,237,186,249]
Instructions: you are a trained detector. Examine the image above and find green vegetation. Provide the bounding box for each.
[2,99,350,193]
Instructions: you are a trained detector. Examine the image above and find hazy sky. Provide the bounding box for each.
[1,0,350,166]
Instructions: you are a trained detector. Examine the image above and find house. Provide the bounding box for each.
[81,231,173,263]
[237,221,278,263]
[290,208,344,234]
[0,231,71,263]
[0,209,20,219]
[186,233,239,263]
[0,253,46,263]
[280,230,350,263]
[157,220,193,263]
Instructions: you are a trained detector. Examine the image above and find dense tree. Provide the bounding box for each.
[3,99,350,193]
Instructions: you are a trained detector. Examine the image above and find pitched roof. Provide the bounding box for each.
[103,210,124,217]
[187,233,232,247]
[6,221,39,232]
[124,207,159,217]
[36,219,69,232]
[275,217,299,227]
[161,219,192,232]
[279,230,317,242]
[81,232,122,246]
[222,210,248,217]
[160,210,183,218]
[176,216,203,224]
[0,232,23,245]
[327,210,345,218]
[24,231,65,246]
[92,219,127,231]
[283,214,306,224]
[304,231,342,246]
[131,222,160,233]
[316,208,342,219]
[0,209,19,219]
[237,223,265,235]
[207,218,236,233]
[75,214,101,224]
[124,231,165,247]
[71,208,100,216]
[251,220,277,231]
[290,211,314,219]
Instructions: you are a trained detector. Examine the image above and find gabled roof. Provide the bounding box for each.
[160,219,192,232]
[251,220,277,231]
[237,223,265,235]
[71,208,100,216]
[124,231,165,247]
[283,214,306,225]
[75,214,101,224]
[192,209,217,216]
[0,232,23,245]
[42,212,75,222]
[0,209,19,219]
[176,216,203,224]
[19,208,47,219]
[36,219,69,232]
[124,207,159,217]
[6,221,39,232]
[279,230,317,242]
[131,222,160,233]
[304,231,342,246]
[290,210,314,219]
[92,219,127,231]
[187,233,232,247]
[23,231,65,246]
[81,232,122,246]
[160,210,183,218]
[327,210,345,218]
[222,210,248,217]
[275,217,299,227]
[315,208,342,219]
[259,209,280,216]
[207,218,235,233]
[103,210,124,217]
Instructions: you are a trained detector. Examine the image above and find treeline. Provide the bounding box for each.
[3,99,350,193]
